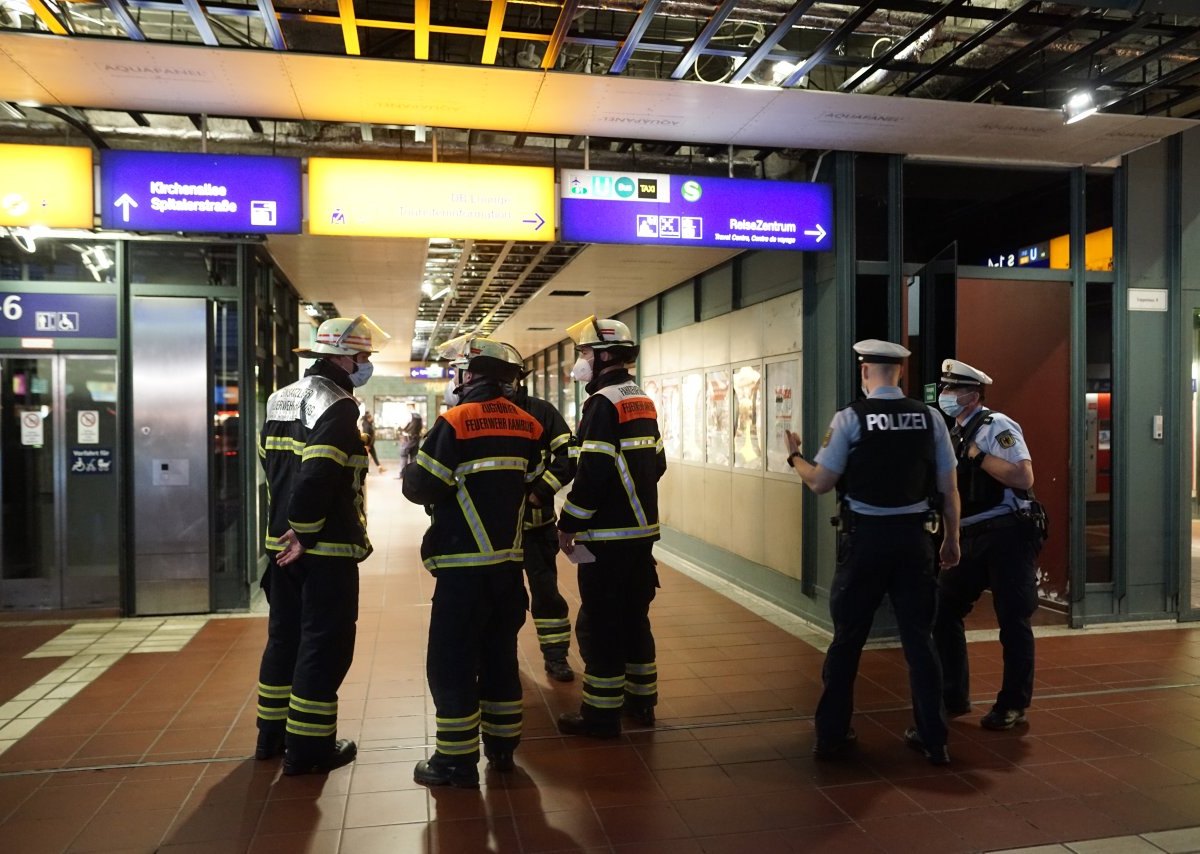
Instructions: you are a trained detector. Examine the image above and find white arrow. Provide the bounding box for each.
[804,223,827,242]
[113,193,138,223]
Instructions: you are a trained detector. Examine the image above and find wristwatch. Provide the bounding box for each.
[972,451,988,469]
[787,451,803,468]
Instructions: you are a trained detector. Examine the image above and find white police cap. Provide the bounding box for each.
[940,359,993,386]
[853,339,911,364]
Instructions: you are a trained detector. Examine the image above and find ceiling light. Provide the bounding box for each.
[1063,90,1098,125]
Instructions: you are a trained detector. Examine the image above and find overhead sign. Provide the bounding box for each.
[0,144,93,228]
[0,292,118,340]
[308,159,556,241]
[560,170,833,252]
[99,151,302,233]
[410,365,448,379]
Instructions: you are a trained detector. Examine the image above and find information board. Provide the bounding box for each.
[0,144,93,228]
[560,170,832,252]
[0,292,118,339]
[100,151,302,233]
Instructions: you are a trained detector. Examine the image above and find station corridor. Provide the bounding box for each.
[4,475,1200,853]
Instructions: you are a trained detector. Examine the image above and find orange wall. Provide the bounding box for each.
[957,278,1072,602]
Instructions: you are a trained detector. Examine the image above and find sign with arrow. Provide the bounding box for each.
[560,169,833,252]
[307,159,556,241]
[99,151,301,233]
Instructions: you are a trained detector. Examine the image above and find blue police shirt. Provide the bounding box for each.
[957,407,1033,526]
[814,386,957,516]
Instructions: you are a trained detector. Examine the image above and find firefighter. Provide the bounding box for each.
[505,351,578,683]
[403,337,545,788]
[557,316,666,739]
[255,314,388,776]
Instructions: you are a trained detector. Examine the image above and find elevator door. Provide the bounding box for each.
[0,354,120,610]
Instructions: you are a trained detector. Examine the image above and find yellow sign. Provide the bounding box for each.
[0,144,93,228]
[307,159,556,241]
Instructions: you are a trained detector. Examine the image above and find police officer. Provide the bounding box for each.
[785,339,960,766]
[932,359,1039,731]
[403,337,545,788]
[557,316,666,739]
[256,314,388,776]
[506,356,578,683]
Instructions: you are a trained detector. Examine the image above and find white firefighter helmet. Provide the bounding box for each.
[295,314,390,357]
[438,335,522,382]
[566,315,636,349]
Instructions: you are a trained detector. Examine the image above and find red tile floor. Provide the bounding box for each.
[3,475,1200,853]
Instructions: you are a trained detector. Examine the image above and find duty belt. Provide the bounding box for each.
[962,513,1020,537]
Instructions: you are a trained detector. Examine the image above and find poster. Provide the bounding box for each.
[733,364,763,470]
[20,410,44,446]
[660,375,681,459]
[78,410,100,444]
[705,370,730,466]
[767,360,800,473]
[681,372,704,462]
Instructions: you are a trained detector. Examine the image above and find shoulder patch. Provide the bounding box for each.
[822,428,833,448]
[444,400,543,441]
[996,429,1016,449]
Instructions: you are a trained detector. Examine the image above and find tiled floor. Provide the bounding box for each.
[4,475,1200,852]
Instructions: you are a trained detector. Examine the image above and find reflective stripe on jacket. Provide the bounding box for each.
[512,389,576,530]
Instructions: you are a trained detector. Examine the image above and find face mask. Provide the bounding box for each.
[443,383,460,407]
[571,355,593,383]
[347,360,374,387]
[938,392,966,418]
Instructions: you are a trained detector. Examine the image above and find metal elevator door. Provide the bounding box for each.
[131,297,210,615]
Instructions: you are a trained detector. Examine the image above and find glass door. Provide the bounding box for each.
[1189,303,1200,614]
[0,354,120,611]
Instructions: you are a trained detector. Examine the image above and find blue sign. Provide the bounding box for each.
[559,170,833,251]
[100,151,302,233]
[70,448,113,474]
[410,365,451,380]
[0,292,117,339]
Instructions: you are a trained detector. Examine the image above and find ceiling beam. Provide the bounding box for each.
[839,0,968,92]
[778,0,883,89]
[608,0,662,76]
[1144,85,1200,117]
[541,0,582,70]
[256,0,287,50]
[414,0,430,60]
[729,0,820,86]
[477,244,553,335]
[102,0,146,40]
[481,0,508,65]
[1100,55,1200,114]
[450,242,514,338]
[27,0,69,35]
[181,0,219,45]
[670,0,739,80]
[336,0,360,55]
[894,0,1038,97]
[422,239,475,361]
[1094,28,1200,88]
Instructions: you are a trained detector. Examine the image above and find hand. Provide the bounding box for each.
[939,537,960,570]
[275,529,307,567]
[527,492,543,508]
[967,442,981,461]
[557,529,575,556]
[784,429,802,456]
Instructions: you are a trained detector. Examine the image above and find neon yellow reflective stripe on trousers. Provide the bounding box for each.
[533,618,569,629]
[455,457,527,476]
[480,700,522,715]
[539,632,571,644]
[435,712,481,731]
[436,738,480,755]
[582,692,624,709]
[257,705,288,720]
[583,674,625,689]
[625,683,658,696]
[290,696,337,715]
[481,721,522,737]
[457,484,494,553]
[575,524,660,542]
[417,450,455,485]
[614,455,649,527]
[257,683,292,699]
[287,518,325,534]
[287,719,337,737]
[625,663,657,676]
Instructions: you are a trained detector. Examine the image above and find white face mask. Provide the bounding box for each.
[443,383,460,407]
[938,392,967,418]
[348,360,374,387]
[571,355,593,383]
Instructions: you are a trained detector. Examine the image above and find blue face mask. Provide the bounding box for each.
[938,392,966,418]
[348,360,374,388]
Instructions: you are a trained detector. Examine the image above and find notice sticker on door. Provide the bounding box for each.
[78,410,99,444]
[20,410,43,446]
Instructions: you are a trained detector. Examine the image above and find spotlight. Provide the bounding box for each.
[1063,90,1098,125]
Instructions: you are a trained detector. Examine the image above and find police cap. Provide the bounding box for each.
[940,359,993,387]
[853,339,911,364]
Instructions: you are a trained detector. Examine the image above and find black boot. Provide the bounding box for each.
[414,755,480,788]
[545,658,574,683]
[623,704,655,727]
[484,748,515,772]
[255,729,284,761]
[282,739,357,776]
[557,711,620,739]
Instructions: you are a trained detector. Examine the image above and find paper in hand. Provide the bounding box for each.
[566,543,596,564]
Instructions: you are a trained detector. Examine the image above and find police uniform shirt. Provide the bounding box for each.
[814,386,957,515]
[960,409,1033,527]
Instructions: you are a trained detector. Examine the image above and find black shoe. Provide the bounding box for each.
[904,728,951,766]
[945,699,972,717]
[484,749,515,772]
[545,659,575,683]
[623,704,655,727]
[981,708,1026,731]
[557,711,620,740]
[282,739,357,776]
[812,728,857,760]
[414,756,480,789]
[255,730,284,761]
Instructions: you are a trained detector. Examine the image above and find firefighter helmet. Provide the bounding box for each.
[295,314,390,357]
[566,315,636,349]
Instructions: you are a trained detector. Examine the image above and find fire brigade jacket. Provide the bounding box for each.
[259,359,371,561]
[402,379,545,574]
[557,369,666,544]
[510,386,576,531]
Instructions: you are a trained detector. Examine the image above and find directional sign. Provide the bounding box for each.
[0,292,118,340]
[99,151,301,233]
[560,170,833,252]
[308,159,556,241]
[0,144,93,228]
